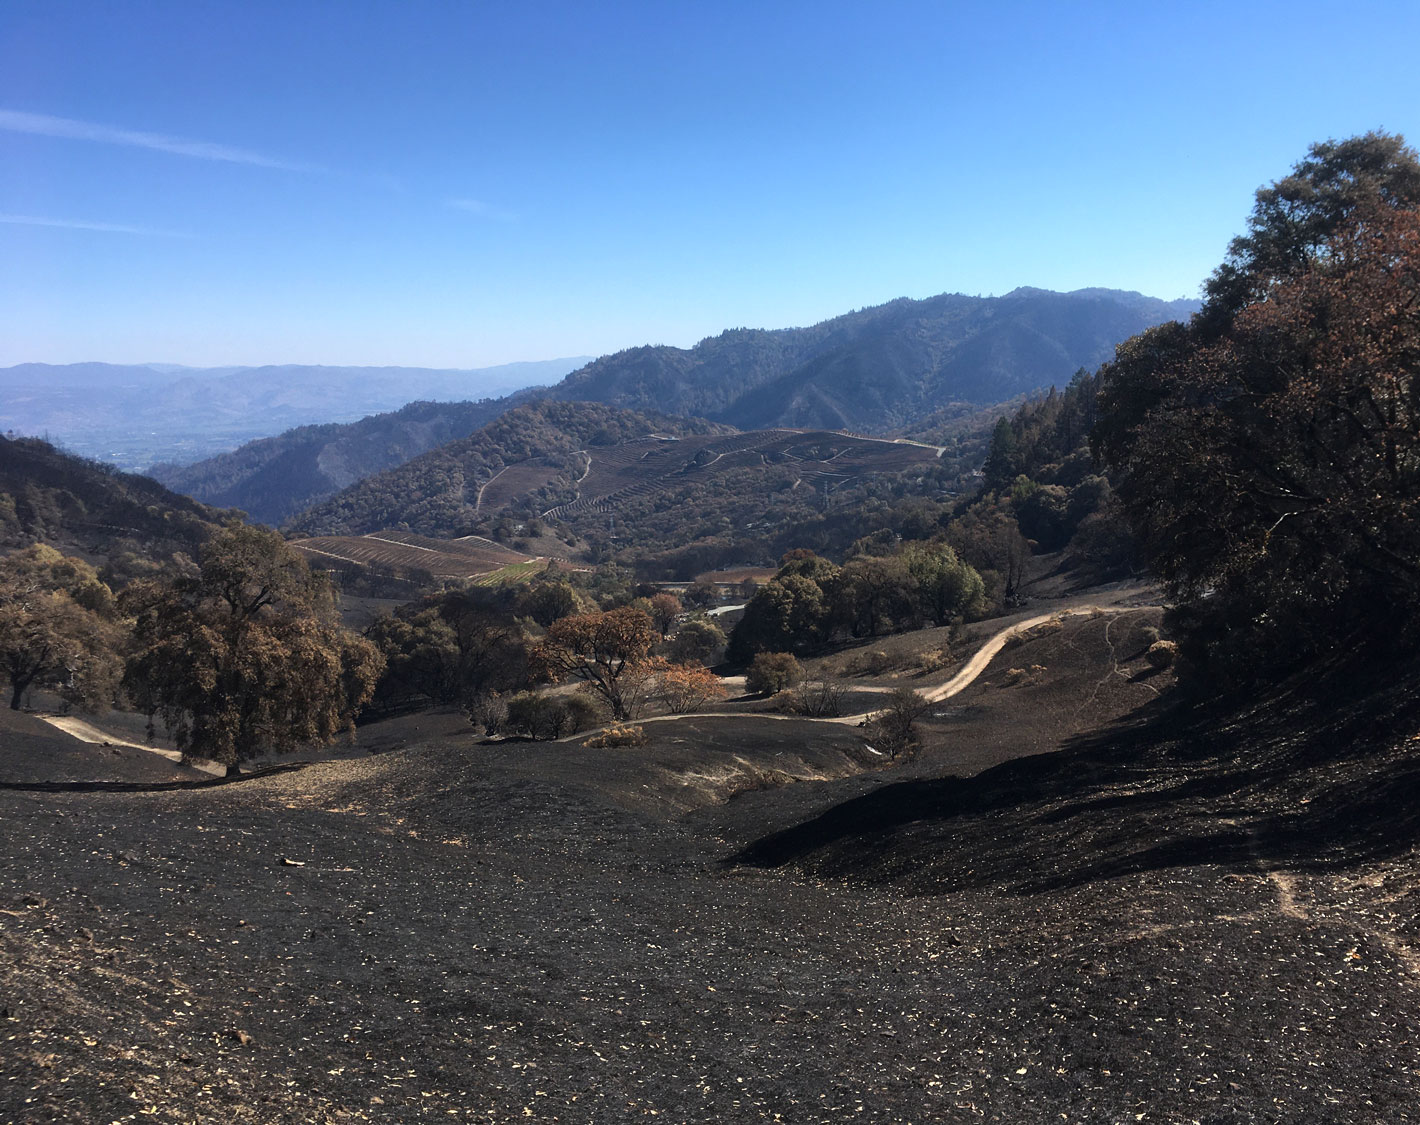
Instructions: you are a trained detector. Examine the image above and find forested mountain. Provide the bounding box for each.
[0,357,588,470]
[149,397,521,527]
[544,288,1199,431]
[287,401,734,539]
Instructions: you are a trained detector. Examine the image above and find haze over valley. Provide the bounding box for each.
[0,357,589,470]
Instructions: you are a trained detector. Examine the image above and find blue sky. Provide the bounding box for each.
[3,0,1419,367]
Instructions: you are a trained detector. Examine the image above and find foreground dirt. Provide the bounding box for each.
[3,614,1419,1123]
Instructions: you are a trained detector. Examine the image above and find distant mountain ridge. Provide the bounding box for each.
[159,286,1198,527]
[0,357,590,471]
[544,287,1199,431]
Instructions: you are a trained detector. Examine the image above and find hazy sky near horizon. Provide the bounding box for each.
[3,0,1419,368]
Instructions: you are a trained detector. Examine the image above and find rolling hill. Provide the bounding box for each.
[286,401,736,539]
[284,402,960,575]
[0,435,229,575]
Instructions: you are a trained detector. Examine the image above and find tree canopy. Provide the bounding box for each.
[0,544,121,711]
[1095,133,1420,678]
[1200,132,1420,331]
[124,524,383,769]
[532,606,659,720]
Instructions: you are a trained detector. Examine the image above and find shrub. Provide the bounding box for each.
[746,652,803,696]
[914,644,953,675]
[865,688,933,761]
[845,649,895,676]
[505,690,573,740]
[563,692,607,732]
[1146,640,1179,669]
[464,692,508,736]
[780,679,845,717]
[584,724,648,748]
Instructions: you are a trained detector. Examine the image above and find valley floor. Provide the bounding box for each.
[2,612,1418,1123]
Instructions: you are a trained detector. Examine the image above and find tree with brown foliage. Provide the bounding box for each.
[1199,131,1420,333]
[0,544,121,711]
[123,524,383,771]
[1096,136,1420,678]
[658,662,727,714]
[648,593,682,637]
[532,606,659,720]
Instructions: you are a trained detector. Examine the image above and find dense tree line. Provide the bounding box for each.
[0,524,383,772]
[727,544,986,662]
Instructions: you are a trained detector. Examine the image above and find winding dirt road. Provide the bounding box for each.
[36,714,225,776]
[569,604,1158,739]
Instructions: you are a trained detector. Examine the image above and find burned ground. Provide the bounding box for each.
[2,615,1419,1122]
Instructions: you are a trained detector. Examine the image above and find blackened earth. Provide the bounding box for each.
[3,613,1419,1123]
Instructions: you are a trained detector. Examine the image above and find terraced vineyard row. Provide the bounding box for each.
[290,531,533,579]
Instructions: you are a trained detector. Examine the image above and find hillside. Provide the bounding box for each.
[0,435,226,569]
[0,358,588,471]
[284,403,963,571]
[288,531,544,585]
[286,401,735,539]
[545,287,1198,431]
[148,397,520,527]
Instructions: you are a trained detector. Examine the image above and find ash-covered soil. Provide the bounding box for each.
[3,613,1419,1123]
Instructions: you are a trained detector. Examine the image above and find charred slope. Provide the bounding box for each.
[5,612,1419,1121]
[549,288,1198,431]
[734,646,1420,898]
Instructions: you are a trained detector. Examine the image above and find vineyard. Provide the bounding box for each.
[290,530,535,580]
[475,459,562,512]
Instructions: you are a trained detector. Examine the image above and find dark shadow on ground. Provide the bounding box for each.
[731,651,1420,895]
[0,762,309,794]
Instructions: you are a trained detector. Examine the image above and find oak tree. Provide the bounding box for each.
[0,545,121,711]
[1096,135,1420,676]
[532,606,658,720]
[123,524,383,770]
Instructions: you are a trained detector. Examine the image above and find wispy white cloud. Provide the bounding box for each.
[448,198,518,222]
[0,108,310,171]
[0,213,192,237]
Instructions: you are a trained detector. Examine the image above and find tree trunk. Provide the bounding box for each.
[9,670,34,710]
